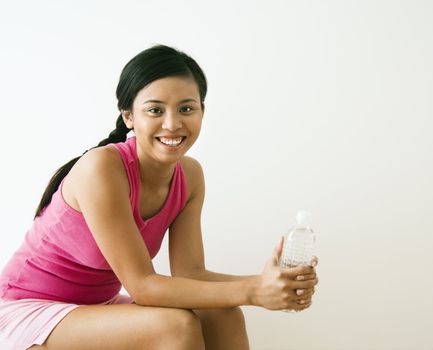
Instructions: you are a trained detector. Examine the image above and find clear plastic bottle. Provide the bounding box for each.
[279,210,316,313]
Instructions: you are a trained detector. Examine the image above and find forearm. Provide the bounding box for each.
[188,268,258,282]
[136,273,260,309]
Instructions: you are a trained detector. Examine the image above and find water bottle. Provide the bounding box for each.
[279,210,316,313]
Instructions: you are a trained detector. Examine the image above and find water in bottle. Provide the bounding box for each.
[279,210,316,312]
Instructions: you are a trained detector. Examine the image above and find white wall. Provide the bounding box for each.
[1,1,432,349]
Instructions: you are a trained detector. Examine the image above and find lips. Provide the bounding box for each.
[155,136,186,147]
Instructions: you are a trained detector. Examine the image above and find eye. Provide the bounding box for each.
[180,106,194,113]
[148,107,162,114]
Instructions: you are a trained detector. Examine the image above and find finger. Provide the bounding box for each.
[296,296,313,303]
[286,286,313,298]
[296,289,305,296]
[297,295,313,303]
[288,299,312,311]
[274,236,285,265]
[311,256,318,267]
[293,273,316,281]
[280,265,315,279]
[295,288,314,297]
[291,278,318,290]
[294,289,314,300]
[296,298,310,305]
[296,300,313,310]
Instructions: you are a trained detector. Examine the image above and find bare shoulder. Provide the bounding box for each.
[179,155,203,175]
[77,145,126,179]
[62,145,128,212]
[179,155,205,204]
[63,145,157,300]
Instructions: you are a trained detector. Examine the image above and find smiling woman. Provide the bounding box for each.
[121,75,204,170]
[0,44,318,350]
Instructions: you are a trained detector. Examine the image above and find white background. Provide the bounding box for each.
[1,1,432,349]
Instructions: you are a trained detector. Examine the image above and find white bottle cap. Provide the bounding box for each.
[296,210,313,227]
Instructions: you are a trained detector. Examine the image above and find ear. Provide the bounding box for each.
[121,110,133,129]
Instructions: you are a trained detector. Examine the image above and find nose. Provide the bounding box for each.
[162,111,182,132]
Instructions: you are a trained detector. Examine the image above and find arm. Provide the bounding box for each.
[75,150,261,309]
[185,269,258,282]
[169,156,320,301]
[139,273,260,309]
[188,256,319,282]
[166,156,259,299]
[164,156,317,309]
[74,152,313,309]
[143,156,263,308]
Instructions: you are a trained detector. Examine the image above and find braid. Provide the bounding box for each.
[34,113,131,218]
[83,114,131,155]
[35,43,209,219]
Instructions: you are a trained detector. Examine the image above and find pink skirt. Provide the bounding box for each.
[0,294,134,350]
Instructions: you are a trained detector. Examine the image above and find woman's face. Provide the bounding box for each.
[122,76,204,164]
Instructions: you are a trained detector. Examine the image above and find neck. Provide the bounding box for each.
[135,141,177,190]
[139,162,176,190]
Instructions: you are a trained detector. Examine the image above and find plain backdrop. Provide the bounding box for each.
[1,1,432,349]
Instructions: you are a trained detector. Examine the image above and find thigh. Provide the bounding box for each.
[28,303,200,350]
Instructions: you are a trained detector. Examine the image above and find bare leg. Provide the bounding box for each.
[27,303,205,350]
[193,307,250,350]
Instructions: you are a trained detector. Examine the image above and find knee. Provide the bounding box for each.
[198,306,246,325]
[219,306,246,324]
[176,309,203,332]
[165,309,205,347]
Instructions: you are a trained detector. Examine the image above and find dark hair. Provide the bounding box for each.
[34,44,207,219]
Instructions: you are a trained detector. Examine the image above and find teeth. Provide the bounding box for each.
[159,137,183,146]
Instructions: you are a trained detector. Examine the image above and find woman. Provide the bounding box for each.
[0,44,319,350]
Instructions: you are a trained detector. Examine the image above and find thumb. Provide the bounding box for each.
[273,236,285,265]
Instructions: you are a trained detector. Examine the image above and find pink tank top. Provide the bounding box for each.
[0,136,187,304]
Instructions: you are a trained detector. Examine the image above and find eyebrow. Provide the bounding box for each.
[142,98,198,105]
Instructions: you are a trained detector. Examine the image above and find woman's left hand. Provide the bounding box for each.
[294,256,319,307]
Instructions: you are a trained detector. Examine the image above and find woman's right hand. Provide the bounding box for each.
[253,236,319,311]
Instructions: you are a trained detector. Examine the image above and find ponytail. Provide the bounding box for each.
[33,114,130,219]
[34,43,208,219]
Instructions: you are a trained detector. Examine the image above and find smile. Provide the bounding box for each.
[155,136,186,147]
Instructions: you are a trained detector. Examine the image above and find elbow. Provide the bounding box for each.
[130,273,160,306]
